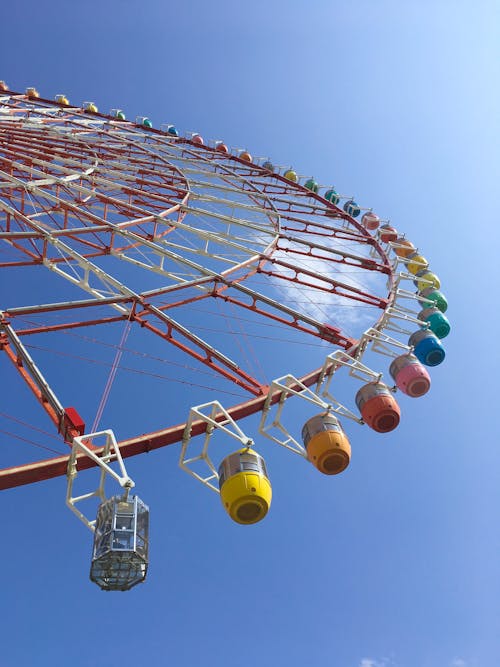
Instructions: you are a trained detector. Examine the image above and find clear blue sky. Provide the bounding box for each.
[0,1,499,667]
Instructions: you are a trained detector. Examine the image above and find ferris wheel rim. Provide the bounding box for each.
[0,88,400,490]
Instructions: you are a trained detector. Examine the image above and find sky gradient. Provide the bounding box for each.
[0,2,499,666]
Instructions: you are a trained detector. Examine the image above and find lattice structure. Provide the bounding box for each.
[0,85,449,493]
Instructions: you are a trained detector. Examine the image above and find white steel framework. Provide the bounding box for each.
[0,87,425,490]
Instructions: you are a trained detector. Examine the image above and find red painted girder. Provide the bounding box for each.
[5,274,212,320]
[275,241,390,274]
[0,139,93,167]
[214,292,355,349]
[0,204,182,241]
[0,258,44,268]
[257,257,388,309]
[0,129,188,199]
[0,335,61,431]
[137,290,213,315]
[0,238,41,264]
[281,223,366,243]
[259,267,387,308]
[0,361,351,490]
[16,315,128,337]
[133,311,264,396]
[1,199,182,264]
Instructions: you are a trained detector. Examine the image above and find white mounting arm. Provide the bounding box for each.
[259,374,332,456]
[392,270,437,298]
[66,429,135,532]
[356,327,412,360]
[316,350,382,413]
[179,401,253,493]
[381,306,428,336]
[394,286,431,308]
[390,270,420,290]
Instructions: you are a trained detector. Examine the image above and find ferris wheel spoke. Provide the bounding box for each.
[0,141,98,182]
[185,190,279,220]
[255,181,311,198]
[162,150,283,228]
[4,234,264,397]
[34,170,179,225]
[213,280,355,349]
[0,206,57,263]
[160,208,275,246]
[0,216,45,264]
[257,261,387,308]
[0,242,41,266]
[15,313,129,336]
[279,214,369,243]
[180,175,270,200]
[53,167,184,209]
[162,216,275,261]
[179,203,277,239]
[276,233,389,273]
[105,221,234,281]
[172,161,272,200]
[132,306,264,396]
[0,202,137,307]
[0,317,65,431]
[258,190,328,212]
[1,90,414,498]
[0,178,187,265]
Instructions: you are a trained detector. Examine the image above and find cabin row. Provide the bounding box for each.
[212,224,453,527]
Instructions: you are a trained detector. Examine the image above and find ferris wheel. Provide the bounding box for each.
[0,82,451,590]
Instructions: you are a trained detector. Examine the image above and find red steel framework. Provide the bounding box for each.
[0,88,396,489]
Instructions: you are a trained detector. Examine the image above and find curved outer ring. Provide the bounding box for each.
[0,91,397,489]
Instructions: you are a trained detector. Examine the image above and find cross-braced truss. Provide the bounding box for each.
[0,88,397,489]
